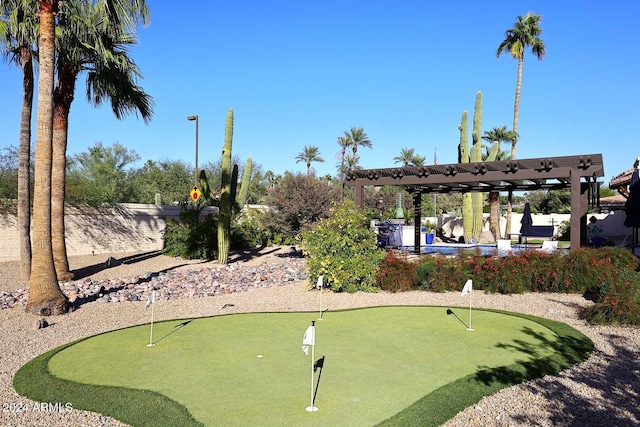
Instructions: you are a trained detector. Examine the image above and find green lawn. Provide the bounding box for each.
[15,307,592,427]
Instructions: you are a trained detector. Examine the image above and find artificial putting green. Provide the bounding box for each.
[15,306,593,427]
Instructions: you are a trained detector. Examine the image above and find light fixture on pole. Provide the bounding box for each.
[187,115,199,185]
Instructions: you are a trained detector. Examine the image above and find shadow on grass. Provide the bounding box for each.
[377,310,594,427]
[313,356,325,406]
[152,320,193,345]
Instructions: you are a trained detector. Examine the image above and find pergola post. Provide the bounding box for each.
[570,172,589,250]
[354,182,364,208]
[413,190,422,254]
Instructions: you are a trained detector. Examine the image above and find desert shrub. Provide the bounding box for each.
[581,270,640,326]
[376,250,417,292]
[230,209,274,249]
[302,200,384,293]
[262,173,341,240]
[162,203,217,260]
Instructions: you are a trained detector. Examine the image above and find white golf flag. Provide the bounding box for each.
[146,290,156,309]
[461,279,472,297]
[302,325,315,355]
[316,275,323,290]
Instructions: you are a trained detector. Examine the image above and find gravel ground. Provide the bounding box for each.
[1,248,639,427]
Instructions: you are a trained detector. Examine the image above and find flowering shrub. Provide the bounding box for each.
[417,246,639,326]
[581,270,640,326]
[302,200,384,293]
[376,250,417,292]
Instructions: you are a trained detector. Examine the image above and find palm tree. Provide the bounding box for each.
[497,11,545,238]
[26,0,151,315]
[411,155,426,167]
[336,134,351,199]
[51,0,151,280]
[482,126,517,240]
[344,153,361,171]
[393,148,416,166]
[0,0,38,282]
[26,0,68,315]
[295,145,324,175]
[497,12,545,156]
[345,126,371,157]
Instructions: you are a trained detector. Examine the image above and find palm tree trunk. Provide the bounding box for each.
[505,56,524,238]
[51,66,77,281]
[18,45,34,282]
[26,1,68,316]
[489,191,501,240]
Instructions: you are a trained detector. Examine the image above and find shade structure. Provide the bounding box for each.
[520,203,534,236]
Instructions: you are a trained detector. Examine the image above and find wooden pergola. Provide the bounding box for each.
[345,153,605,253]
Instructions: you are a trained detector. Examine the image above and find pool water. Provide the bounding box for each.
[399,244,545,257]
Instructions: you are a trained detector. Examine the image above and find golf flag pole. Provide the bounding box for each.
[461,279,473,331]
[302,321,318,412]
[146,290,156,346]
[316,275,324,320]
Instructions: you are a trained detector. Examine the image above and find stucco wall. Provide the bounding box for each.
[0,203,218,262]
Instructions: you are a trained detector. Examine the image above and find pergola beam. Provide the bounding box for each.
[347,154,605,253]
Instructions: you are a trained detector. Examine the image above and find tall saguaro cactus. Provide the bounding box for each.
[471,91,483,241]
[459,91,489,243]
[217,108,235,264]
[458,111,472,243]
[199,108,252,264]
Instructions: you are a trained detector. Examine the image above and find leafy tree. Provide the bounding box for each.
[0,145,19,201]
[435,193,464,216]
[262,172,340,239]
[497,11,545,239]
[128,159,192,204]
[295,145,324,175]
[539,190,571,214]
[599,186,616,198]
[66,142,140,205]
[525,190,547,212]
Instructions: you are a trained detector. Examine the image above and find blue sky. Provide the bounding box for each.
[1,0,638,186]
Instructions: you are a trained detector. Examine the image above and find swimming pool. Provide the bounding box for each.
[398,244,548,257]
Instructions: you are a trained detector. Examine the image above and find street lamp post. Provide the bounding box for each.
[187,115,199,185]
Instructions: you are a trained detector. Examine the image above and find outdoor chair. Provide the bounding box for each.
[540,240,558,253]
[497,239,512,255]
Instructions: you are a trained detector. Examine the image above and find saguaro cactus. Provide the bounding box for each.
[471,91,483,241]
[459,91,491,243]
[198,108,252,264]
[458,111,473,243]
